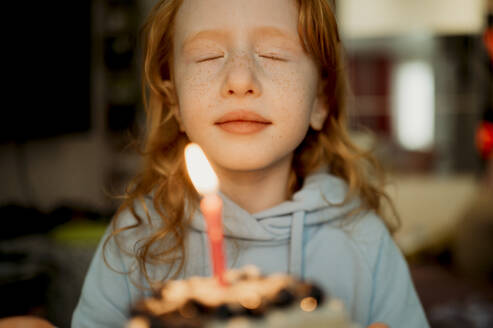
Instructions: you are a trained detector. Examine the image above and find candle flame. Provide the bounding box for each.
[184,143,218,195]
[300,297,318,312]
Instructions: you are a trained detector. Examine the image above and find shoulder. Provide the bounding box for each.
[347,215,430,327]
[347,212,389,243]
[109,195,185,279]
[115,195,160,228]
[339,212,394,272]
[111,195,163,247]
[94,196,163,280]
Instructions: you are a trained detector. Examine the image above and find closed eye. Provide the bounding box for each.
[260,54,286,61]
[197,55,224,63]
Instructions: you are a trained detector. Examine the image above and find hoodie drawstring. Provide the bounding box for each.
[289,210,305,278]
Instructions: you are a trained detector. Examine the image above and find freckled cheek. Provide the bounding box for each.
[176,77,216,129]
[177,60,220,85]
[269,70,312,118]
[179,62,218,90]
[188,63,222,81]
[179,91,209,123]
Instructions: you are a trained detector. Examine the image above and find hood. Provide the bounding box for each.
[188,169,361,277]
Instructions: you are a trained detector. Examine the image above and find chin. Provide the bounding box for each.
[217,156,273,172]
[208,148,292,173]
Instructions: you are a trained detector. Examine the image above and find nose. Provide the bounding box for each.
[221,53,261,98]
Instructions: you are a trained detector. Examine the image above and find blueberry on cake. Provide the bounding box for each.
[127,266,359,328]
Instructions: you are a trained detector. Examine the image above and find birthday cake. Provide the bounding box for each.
[126,266,359,328]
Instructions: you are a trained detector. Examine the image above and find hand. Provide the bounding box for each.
[0,316,55,328]
[367,323,389,328]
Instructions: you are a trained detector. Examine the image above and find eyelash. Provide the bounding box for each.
[198,55,224,63]
[197,55,224,63]
[260,54,285,61]
[197,54,285,63]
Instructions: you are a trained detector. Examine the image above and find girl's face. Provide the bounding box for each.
[170,0,327,173]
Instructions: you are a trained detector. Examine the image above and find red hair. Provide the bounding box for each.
[105,0,399,287]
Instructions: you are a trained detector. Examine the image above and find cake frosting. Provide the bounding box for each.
[127,266,360,328]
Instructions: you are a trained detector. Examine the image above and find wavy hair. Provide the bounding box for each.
[105,0,400,287]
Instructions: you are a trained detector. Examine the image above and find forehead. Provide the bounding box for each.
[174,0,299,44]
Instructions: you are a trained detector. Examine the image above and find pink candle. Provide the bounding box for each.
[200,193,226,285]
[184,143,227,285]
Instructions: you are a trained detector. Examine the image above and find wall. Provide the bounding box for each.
[0,0,129,213]
[338,0,486,38]
[0,136,108,212]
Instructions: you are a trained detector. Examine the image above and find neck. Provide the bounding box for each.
[213,159,293,214]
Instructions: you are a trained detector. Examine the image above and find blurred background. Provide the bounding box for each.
[0,0,492,327]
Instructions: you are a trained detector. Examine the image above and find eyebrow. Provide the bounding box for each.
[252,26,299,45]
[181,26,299,51]
[181,30,228,51]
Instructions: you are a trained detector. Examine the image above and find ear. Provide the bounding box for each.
[310,96,329,131]
[161,80,184,132]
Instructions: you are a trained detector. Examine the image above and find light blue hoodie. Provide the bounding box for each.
[72,171,429,327]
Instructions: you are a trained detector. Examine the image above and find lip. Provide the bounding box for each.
[215,110,271,135]
[215,110,271,124]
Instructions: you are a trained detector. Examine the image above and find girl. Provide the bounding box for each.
[72,0,429,327]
